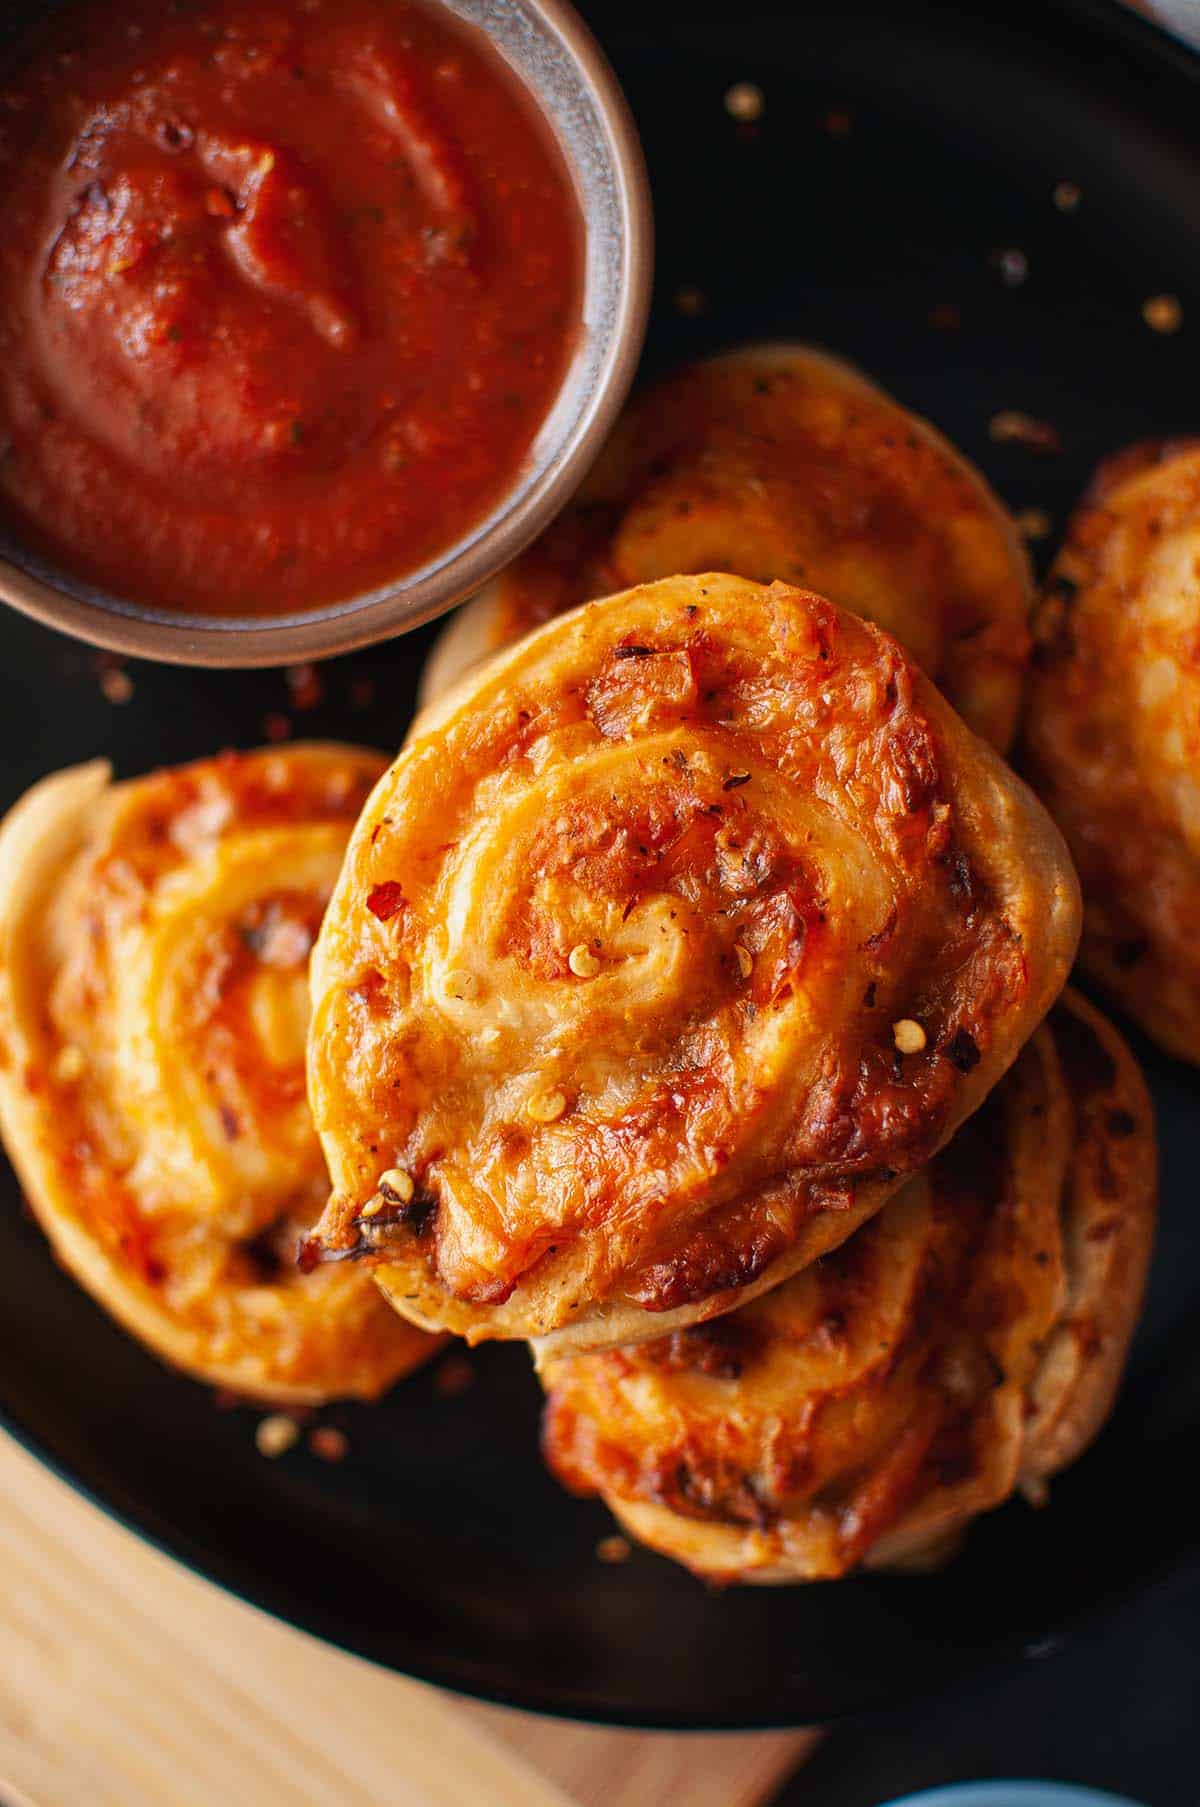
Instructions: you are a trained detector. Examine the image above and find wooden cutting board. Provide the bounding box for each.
[0,1431,817,1807]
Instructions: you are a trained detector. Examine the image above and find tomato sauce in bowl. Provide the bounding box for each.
[0,0,583,618]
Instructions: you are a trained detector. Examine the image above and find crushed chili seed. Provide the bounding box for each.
[724,81,764,122]
[527,1086,568,1123]
[1053,180,1081,212]
[568,942,601,978]
[256,1413,299,1458]
[596,1534,632,1565]
[823,106,853,137]
[378,1167,415,1205]
[1015,507,1053,541]
[308,1425,349,1463]
[366,880,404,920]
[99,665,134,704]
[893,1017,927,1055]
[1142,294,1182,335]
[349,675,376,709]
[989,411,1061,453]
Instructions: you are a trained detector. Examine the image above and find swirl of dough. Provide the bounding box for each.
[1022,440,1200,1063]
[421,343,1032,750]
[0,745,437,1403]
[539,990,1156,1582]
[307,575,1079,1351]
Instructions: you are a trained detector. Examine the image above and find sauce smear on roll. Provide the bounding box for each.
[0,0,581,615]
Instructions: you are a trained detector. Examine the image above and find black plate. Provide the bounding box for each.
[2,0,1198,1730]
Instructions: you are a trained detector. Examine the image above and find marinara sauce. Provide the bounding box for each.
[0,0,581,616]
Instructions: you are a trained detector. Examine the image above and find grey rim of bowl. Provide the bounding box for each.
[0,0,653,668]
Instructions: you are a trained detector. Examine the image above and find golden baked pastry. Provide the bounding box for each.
[0,745,438,1403]
[539,989,1156,1582]
[421,343,1032,750]
[307,574,1080,1352]
[1023,440,1200,1062]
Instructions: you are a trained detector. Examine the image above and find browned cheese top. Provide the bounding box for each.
[453,346,1031,750]
[308,575,1079,1345]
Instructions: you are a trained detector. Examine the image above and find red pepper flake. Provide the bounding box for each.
[674,285,707,318]
[433,1352,475,1398]
[204,185,237,219]
[349,675,376,710]
[928,302,961,330]
[308,1425,349,1463]
[596,1534,632,1565]
[822,106,853,138]
[262,711,292,742]
[285,663,323,711]
[988,411,1061,453]
[366,880,404,921]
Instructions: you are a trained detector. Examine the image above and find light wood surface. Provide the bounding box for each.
[0,1429,816,1807]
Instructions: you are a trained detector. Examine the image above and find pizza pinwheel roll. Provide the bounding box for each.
[539,990,1155,1582]
[0,745,438,1403]
[1023,440,1200,1062]
[421,343,1032,751]
[307,575,1079,1352]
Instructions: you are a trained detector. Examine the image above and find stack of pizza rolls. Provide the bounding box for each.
[539,988,1154,1580]
[302,549,1153,1578]
[0,345,1165,1582]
